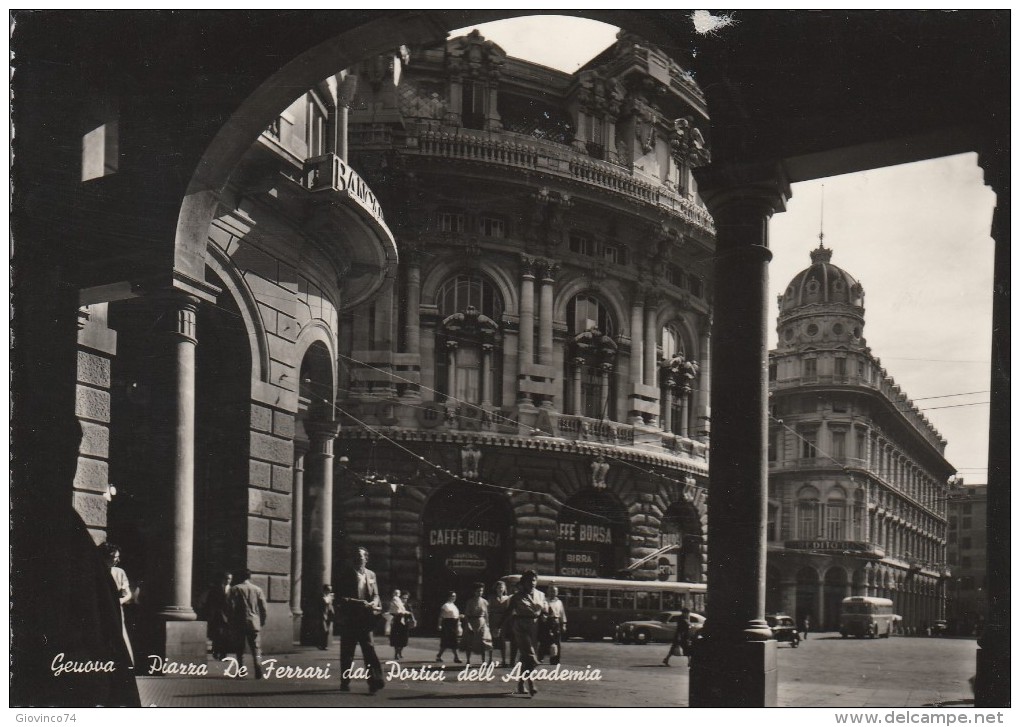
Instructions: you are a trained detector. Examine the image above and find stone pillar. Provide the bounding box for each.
[518,258,535,398]
[687,167,787,707]
[538,262,556,366]
[307,422,339,592]
[662,385,673,433]
[572,358,584,416]
[630,298,644,385]
[695,324,711,439]
[679,391,690,438]
[151,293,200,622]
[290,441,308,641]
[977,154,1009,710]
[643,304,658,388]
[446,341,458,403]
[480,344,493,408]
[600,363,612,417]
[404,255,421,358]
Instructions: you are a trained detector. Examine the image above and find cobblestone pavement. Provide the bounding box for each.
[136,633,979,708]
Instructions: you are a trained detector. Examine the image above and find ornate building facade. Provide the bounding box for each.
[766,245,955,633]
[334,32,716,626]
[84,76,397,654]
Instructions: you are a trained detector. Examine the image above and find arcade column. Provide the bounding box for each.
[290,439,308,643]
[306,421,340,594]
[147,291,207,661]
[688,165,788,708]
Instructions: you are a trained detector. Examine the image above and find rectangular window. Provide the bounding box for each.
[768,363,777,381]
[569,234,592,256]
[831,430,846,459]
[666,265,684,287]
[835,357,847,378]
[768,431,777,462]
[689,277,704,297]
[480,216,505,238]
[802,433,817,459]
[857,359,865,378]
[856,433,867,460]
[602,243,619,264]
[833,399,848,413]
[439,212,465,233]
[803,358,817,379]
[961,536,972,550]
[962,517,972,529]
[826,504,844,539]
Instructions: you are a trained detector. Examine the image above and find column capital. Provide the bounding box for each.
[538,259,560,282]
[154,291,201,342]
[305,420,340,447]
[694,161,792,218]
[520,254,539,278]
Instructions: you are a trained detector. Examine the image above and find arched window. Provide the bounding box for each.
[826,486,848,540]
[565,294,616,420]
[435,272,503,407]
[437,272,503,321]
[797,486,820,539]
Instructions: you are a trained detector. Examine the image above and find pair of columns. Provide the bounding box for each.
[518,257,557,404]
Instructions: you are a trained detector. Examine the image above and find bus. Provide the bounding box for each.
[501,574,706,641]
[839,596,898,639]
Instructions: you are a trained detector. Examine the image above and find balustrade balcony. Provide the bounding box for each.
[403,127,715,234]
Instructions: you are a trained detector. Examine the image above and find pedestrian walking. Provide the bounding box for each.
[463,582,492,666]
[199,571,234,659]
[388,589,411,660]
[544,585,567,665]
[100,542,135,667]
[488,580,511,665]
[337,546,384,694]
[501,570,546,697]
[801,613,811,640]
[230,568,268,678]
[436,591,463,663]
[316,584,335,650]
[662,607,691,666]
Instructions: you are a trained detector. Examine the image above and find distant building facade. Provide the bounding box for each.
[946,483,987,635]
[766,245,955,633]
[337,32,716,626]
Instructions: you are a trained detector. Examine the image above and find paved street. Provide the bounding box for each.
[136,633,978,708]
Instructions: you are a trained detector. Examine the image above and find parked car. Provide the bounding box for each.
[615,611,705,644]
[931,620,948,636]
[765,614,801,647]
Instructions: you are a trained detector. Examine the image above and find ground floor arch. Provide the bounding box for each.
[421,482,513,629]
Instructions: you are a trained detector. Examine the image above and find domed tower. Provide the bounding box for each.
[766,242,954,635]
[776,243,866,352]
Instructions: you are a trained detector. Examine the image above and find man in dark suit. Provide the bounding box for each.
[337,546,384,693]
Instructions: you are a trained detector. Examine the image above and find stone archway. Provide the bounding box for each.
[421,482,512,629]
[823,567,850,630]
[796,566,819,628]
[660,500,705,583]
[557,488,630,578]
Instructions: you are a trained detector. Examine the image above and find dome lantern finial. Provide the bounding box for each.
[810,242,833,264]
[810,183,832,264]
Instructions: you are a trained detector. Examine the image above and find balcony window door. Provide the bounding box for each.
[436,272,503,408]
[566,294,616,420]
[462,81,486,130]
[797,486,820,539]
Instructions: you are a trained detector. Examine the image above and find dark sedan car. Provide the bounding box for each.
[765,614,801,647]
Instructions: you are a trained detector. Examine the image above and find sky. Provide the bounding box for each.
[450,15,996,483]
